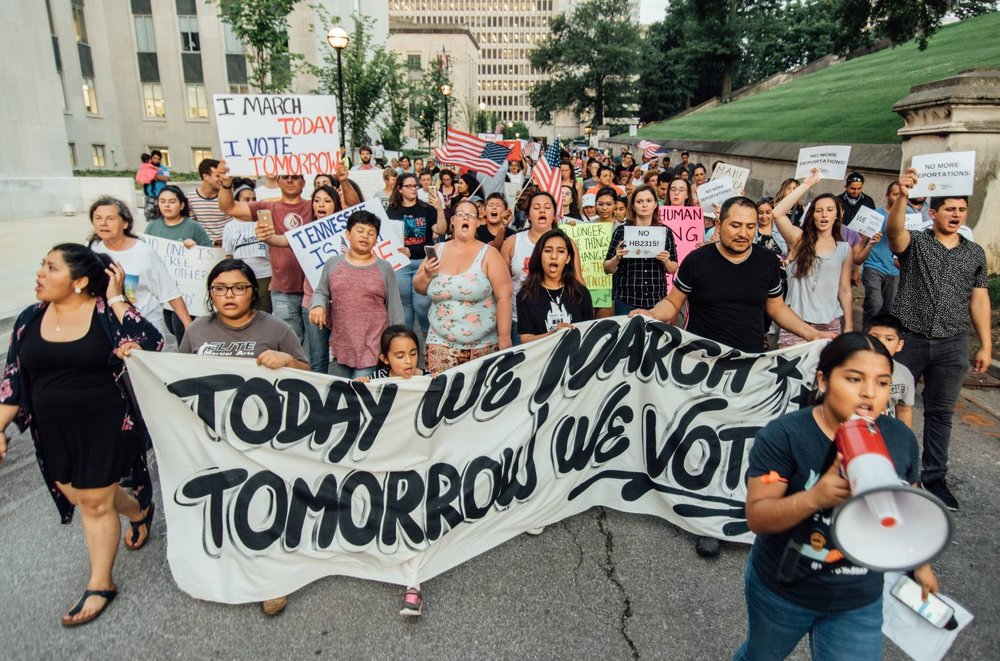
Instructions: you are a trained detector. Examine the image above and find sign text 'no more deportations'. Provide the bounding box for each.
[214,95,340,177]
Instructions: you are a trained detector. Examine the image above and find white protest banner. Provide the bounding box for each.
[795,145,852,180]
[126,317,823,603]
[697,175,735,214]
[350,168,386,202]
[908,151,976,198]
[504,182,522,209]
[711,163,750,194]
[623,225,667,258]
[905,213,926,231]
[478,133,502,141]
[848,206,885,238]
[285,201,408,289]
[140,236,224,316]
[214,94,339,177]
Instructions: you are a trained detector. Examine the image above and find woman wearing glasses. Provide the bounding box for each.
[414,199,513,373]
[386,173,447,337]
[180,258,308,372]
[178,258,308,616]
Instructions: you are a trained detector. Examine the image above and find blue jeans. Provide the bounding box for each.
[396,258,430,334]
[329,362,376,379]
[895,332,969,483]
[304,321,331,374]
[734,562,882,661]
[861,268,898,329]
[271,292,306,346]
[613,300,639,317]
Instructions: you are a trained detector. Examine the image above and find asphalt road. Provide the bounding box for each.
[1,395,998,660]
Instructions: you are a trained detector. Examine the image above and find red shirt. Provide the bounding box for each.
[248,199,313,293]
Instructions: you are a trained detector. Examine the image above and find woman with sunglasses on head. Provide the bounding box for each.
[414,199,512,372]
[179,258,308,616]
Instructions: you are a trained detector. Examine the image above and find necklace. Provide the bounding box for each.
[545,286,563,307]
[817,404,838,438]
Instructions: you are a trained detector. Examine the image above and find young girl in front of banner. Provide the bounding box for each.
[355,325,427,616]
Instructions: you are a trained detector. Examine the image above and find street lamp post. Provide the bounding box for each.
[441,83,451,144]
[326,26,350,158]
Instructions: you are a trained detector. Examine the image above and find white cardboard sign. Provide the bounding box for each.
[285,201,408,289]
[905,213,926,231]
[697,175,735,214]
[350,168,386,202]
[214,94,340,177]
[848,206,885,238]
[711,163,750,195]
[623,225,667,258]
[140,236,225,317]
[795,145,852,180]
[908,151,975,198]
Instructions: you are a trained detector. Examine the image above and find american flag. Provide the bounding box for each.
[435,127,511,176]
[637,140,663,160]
[495,122,506,135]
[532,137,563,218]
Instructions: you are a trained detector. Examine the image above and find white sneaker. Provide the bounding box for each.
[525,526,545,536]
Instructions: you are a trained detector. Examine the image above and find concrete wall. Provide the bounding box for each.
[0,176,136,222]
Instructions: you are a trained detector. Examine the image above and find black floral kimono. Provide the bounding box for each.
[0,298,163,522]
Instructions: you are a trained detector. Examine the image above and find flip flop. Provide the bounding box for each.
[61,588,117,627]
[125,502,155,551]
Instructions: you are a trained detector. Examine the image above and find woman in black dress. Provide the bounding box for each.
[0,244,163,626]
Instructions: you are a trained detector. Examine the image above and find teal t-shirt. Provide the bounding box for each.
[144,217,212,246]
[747,408,918,611]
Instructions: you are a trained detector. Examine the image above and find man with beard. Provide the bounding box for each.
[631,196,834,558]
[351,144,378,171]
[838,172,876,227]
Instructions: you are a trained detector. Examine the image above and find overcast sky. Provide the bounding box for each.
[640,0,669,24]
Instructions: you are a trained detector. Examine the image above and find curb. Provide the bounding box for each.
[960,388,1000,421]
[989,360,1000,382]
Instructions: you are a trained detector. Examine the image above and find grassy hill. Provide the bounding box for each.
[639,12,1000,144]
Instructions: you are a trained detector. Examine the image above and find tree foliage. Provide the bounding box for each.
[410,62,449,151]
[637,0,993,123]
[316,12,407,151]
[529,0,640,125]
[209,0,305,93]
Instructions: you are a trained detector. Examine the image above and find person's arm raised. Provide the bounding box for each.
[772,169,821,250]
[215,160,252,221]
[886,168,916,254]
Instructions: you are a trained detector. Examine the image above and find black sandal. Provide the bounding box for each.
[125,502,155,550]
[61,587,117,627]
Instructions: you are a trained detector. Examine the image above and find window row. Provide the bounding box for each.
[67,143,212,170]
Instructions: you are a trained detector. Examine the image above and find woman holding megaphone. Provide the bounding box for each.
[734,333,940,660]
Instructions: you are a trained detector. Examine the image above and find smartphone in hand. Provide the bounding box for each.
[424,245,437,261]
[256,209,274,230]
[890,574,957,629]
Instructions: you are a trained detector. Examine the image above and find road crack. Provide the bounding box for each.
[596,507,639,659]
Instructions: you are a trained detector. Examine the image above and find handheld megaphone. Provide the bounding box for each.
[829,417,953,572]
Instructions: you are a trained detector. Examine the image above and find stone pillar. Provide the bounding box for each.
[894,69,1000,271]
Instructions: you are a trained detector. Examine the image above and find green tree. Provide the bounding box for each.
[411,63,449,151]
[831,0,998,53]
[377,55,409,151]
[529,0,640,125]
[502,121,531,139]
[209,0,306,93]
[316,12,407,152]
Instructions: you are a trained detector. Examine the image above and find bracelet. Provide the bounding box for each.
[221,183,233,189]
[107,294,126,305]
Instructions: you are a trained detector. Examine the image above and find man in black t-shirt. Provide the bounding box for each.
[631,196,834,557]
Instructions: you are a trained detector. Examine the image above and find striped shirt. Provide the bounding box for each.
[188,190,232,244]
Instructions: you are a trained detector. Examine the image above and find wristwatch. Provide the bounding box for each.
[107,294,126,305]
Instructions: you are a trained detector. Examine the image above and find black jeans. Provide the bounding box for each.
[895,332,969,483]
[162,309,189,344]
